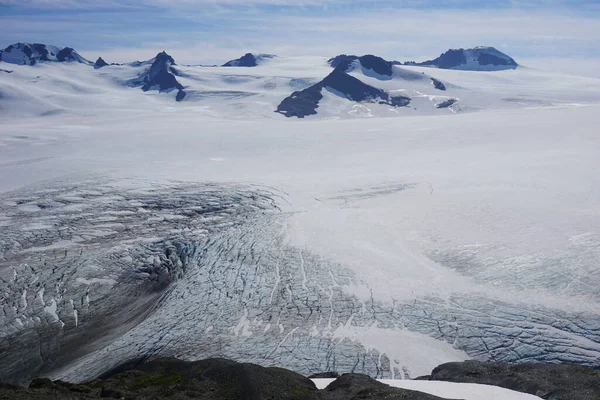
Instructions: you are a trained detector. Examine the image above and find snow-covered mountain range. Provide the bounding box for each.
[1,42,599,120]
[0,43,92,66]
[1,41,600,389]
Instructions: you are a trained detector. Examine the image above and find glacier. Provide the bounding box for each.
[1,52,600,385]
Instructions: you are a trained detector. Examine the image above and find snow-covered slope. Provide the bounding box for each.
[412,46,518,71]
[2,51,600,119]
[2,52,599,119]
[0,43,92,66]
[312,379,540,399]
[276,61,412,118]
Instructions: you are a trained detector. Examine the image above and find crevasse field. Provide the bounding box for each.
[1,54,600,397]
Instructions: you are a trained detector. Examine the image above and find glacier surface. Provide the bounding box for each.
[0,55,600,384]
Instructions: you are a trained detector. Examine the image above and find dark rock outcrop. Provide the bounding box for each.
[93,57,109,69]
[56,47,77,62]
[308,372,340,379]
[421,49,467,69]
[276,65,410,118]
[328,54,358,69]
[430,78,446,91]
[436,99,457,109]
[223,53,275,67]
[130,51,186,101]
[328,54,393,77]
[430,360,600,400]
[0,358,450,399]
[413,46,517,70]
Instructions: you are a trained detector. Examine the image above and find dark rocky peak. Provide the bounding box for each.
[328,54,359,68]
[276,67,410,118]
[56,47,77,62]
[415,46,518,70]
[223,53,276,67]
[423,49,466,69]
[328,54,393,78]
[358,54,393,76]
[153,51,176,67]
[322,67,388,101]
[129,51,186,101]
[94,57,109,69]
[0,43,91,65]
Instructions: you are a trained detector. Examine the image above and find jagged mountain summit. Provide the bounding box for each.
[128,51,186,101]
[2,42,597,117]
[94,57,109,69]
[223,52,276,67]
[0,43,92,65]
[328,54,394,78]
[408,46,518,71]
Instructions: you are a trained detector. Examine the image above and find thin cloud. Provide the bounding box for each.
[1,0,599,77]
[3,0,600,9]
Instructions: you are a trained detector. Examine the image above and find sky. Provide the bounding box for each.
[1,0,599,77]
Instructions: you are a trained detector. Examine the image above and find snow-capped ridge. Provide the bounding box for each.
[276,65,410,118]
[0,43,92,66]
[94,57,109,69]
[223,53,276,67]
[328,54,394,79]
[409,46,518,71]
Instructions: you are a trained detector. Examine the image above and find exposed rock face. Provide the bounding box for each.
[414,46,518,71]
[93,57,109,69]
[276,66,410,118]
[223,53,275,67]
[430,360,600,400]
[0,43,92,65]
[0,358,450,399]
[436,99,457,109]
[430,78,446,91]
[328,54,393,77]
[308,372,340,379]
[129,51,186,101]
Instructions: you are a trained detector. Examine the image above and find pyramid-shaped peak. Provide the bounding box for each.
[154,51,176,65]
[94,57,109,69]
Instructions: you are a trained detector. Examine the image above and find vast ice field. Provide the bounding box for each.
[1,55,600,384]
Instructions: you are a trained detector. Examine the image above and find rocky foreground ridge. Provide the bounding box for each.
[0,358,598,400]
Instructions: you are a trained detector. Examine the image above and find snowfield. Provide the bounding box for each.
[312,379,541,399]
[1,53,600,391]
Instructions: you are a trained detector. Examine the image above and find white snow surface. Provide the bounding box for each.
[1,55,600,386]
[2,54,600,119]
[312,379,540,400]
